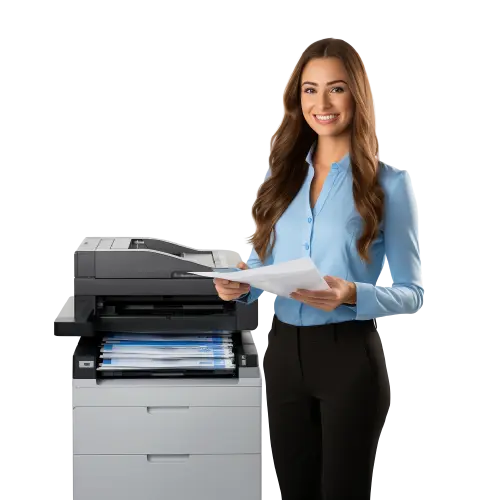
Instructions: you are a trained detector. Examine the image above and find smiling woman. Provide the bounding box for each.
[242,42,392,272]
[301,61,351,132]
[213,37,423,500]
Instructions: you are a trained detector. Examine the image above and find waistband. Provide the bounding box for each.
[273,314,377,334]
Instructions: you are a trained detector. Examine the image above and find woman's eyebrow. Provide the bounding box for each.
[301,79,347,86]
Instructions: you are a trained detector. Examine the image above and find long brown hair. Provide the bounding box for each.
[249,38,384,265]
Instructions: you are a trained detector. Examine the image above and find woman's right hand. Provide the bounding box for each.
[214,261,251,301]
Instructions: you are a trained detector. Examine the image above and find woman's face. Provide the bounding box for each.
[300,57,354,138]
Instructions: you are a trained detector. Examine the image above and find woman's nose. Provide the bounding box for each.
[321,92,332,108]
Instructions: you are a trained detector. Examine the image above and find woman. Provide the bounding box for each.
[214,38,424,500]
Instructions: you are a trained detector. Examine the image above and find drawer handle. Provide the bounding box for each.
[146,406,190,413]
[147,454,190,463]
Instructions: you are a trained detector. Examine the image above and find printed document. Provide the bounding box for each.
[188,257,330,298]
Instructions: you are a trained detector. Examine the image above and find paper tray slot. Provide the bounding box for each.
[98,295,234,318]
[73,333,243,380]
[94,296,239,333]
[98,369,236,379]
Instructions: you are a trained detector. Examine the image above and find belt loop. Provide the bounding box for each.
[373,317,378,330]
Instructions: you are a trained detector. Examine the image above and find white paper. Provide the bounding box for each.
[100,350,233,359]
[102,333,232,341]
[100,345,233,357]
[97,358,235,370]
[188,257,330,298]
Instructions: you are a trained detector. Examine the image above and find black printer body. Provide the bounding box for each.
[54,237,259,379]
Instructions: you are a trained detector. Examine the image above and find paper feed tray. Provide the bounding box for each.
[73,330,258,379]
[98,332,236,372]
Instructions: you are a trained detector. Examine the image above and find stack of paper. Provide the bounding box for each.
[97,332,235,371]
[188,256,330,298]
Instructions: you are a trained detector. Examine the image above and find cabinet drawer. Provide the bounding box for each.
[74,454,261,500]
[74,405,261,454]
[73,384,261,407]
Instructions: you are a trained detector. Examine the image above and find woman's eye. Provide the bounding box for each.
[304,87,344,94]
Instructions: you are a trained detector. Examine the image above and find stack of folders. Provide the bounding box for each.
[97,332,236,372]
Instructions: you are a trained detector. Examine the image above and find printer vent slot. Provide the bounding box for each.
[98,296,234,318]
[99,296,234,318]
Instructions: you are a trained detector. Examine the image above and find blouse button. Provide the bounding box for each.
[305,243,310,250]
[307,217,312,223]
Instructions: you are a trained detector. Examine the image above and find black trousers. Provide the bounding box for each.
[263,314,391,500]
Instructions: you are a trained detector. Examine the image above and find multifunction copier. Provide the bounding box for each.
[54,237,262,500]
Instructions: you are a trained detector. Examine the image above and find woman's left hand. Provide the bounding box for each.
[289,276,356,311]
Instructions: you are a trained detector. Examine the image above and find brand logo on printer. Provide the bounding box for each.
[79,360,94,368]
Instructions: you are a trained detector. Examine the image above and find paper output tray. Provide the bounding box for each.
[98,367,236,379]
[73,331,258,380]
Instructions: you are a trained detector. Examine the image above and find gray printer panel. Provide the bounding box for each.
[75,237,224,279]
[74,454,261,500]
[94,250,201,279]
[73,367,262,500]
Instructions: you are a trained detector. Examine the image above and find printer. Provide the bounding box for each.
[54,237,262,500]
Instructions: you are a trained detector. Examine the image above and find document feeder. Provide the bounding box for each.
[54,237,262,500]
